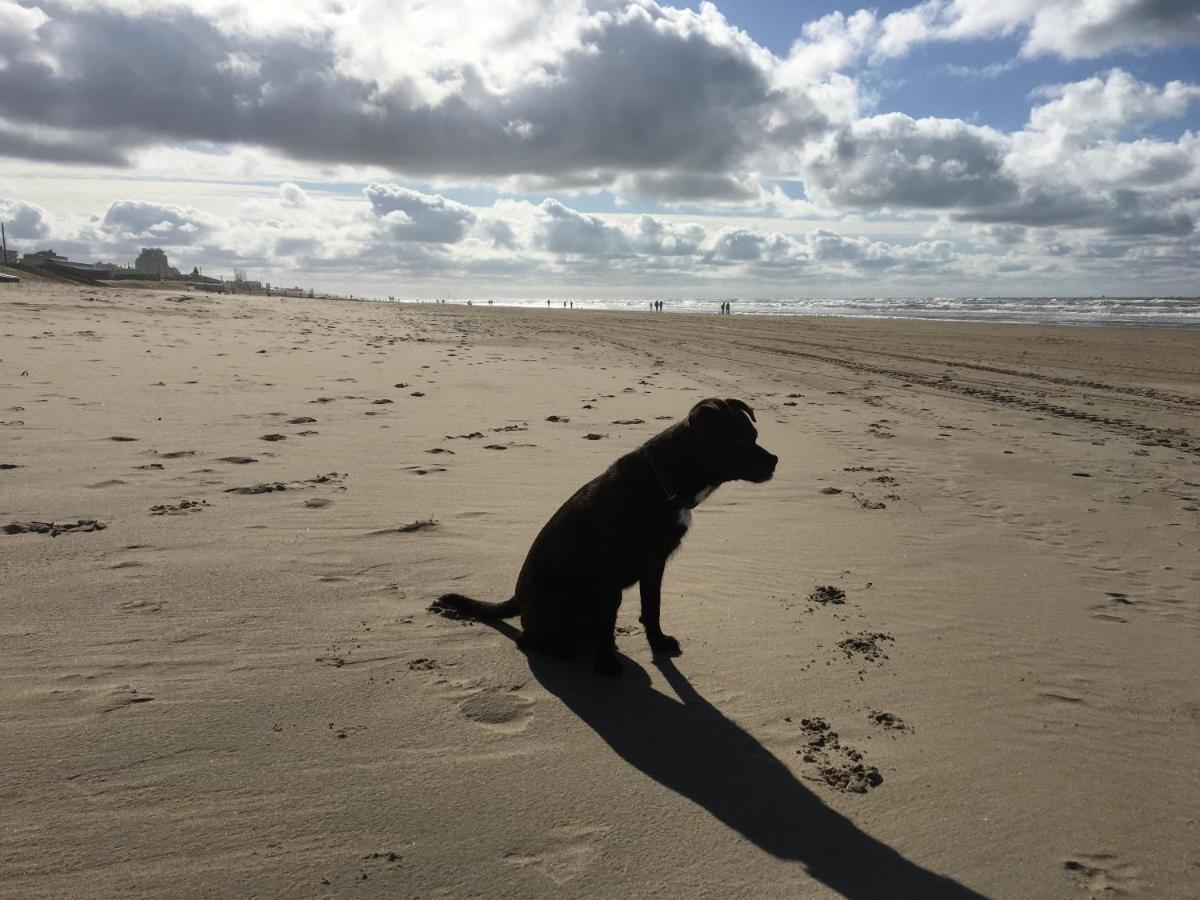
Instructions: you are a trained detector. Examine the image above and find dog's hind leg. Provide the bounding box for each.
[516,588,581,659]
[638,557,682,657]
[516,629,579,658]
[593,588,624,676]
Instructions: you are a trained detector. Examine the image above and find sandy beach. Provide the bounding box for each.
[2,281,1198,898]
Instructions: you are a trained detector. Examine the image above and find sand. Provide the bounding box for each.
[2,281,1198,898]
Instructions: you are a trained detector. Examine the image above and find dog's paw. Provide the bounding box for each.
[649,634,682,657]
[593,653,624,677]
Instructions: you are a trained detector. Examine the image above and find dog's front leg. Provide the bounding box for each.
[639,557,682,657]
[594,589,624,676]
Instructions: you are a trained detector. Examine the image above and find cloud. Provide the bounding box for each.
[0,124,130,166]
[365,183,476,243]
[878,0,1200,61]
[0,197,51,239]
[629,215,706,255]
[1028,69,1200,139]
[804,228,954,271]
[954,187,1194,236]
[781,10,877,81]
[480,219,518,251]
[801,113,1017,210]
[0,1,826,194]
[278,182,309,208]
[615,171,762,203]
[101,200,210,244]
[536,198,631,256]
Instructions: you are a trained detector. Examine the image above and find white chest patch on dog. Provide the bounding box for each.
[676,487,715,530]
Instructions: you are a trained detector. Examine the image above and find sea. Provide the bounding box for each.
[472,296,1200,329]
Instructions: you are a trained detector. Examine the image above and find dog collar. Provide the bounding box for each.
[643,447,688,508]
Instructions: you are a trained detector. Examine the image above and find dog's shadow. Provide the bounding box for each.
[486,622,983,898]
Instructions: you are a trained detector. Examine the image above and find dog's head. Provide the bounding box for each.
[685,397,777,485]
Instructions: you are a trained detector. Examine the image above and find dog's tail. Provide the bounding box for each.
[430,592,520,621]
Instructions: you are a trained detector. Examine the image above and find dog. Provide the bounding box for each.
[430,397,777,675]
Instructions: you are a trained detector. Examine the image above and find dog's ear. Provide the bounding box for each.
[686,398,725,432]
[724,398,755,422]
[687,398,756,431]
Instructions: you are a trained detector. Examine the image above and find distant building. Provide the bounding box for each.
[2,249,17,264]
[186,266,222,285]
[135,248,180,278]
[22,249,67,267]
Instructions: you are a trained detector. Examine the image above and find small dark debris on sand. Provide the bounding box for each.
[150,499,209,515]
[5,519,107,537]
[304,498,332,509]
[226,471,344,495]
[446,432,484,440]
[218,456,258,465]
[612,418,645,425]
[260,433,287,442]
[483,444,508,450]
[819,486,842,495]
[108,435,139,442]
[371,398,393,405]
[425,448,454,455]
[305,473,344,485]
[545,415,569,423]
[809,585,846,604]
[408,658,439,671]
[287,416,317,425]
[583,433,607,440]
[226,482,288,495]
[838,631,894,661]
[492,424,527,432]
[369,519,437,535]
[869,711,909,731]
[1,463,22,470]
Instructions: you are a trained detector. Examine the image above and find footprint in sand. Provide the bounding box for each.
[502,825,610,886]
[459,689,534,733]
[97,685,154,713]
[1063,853,1140,897]
[1090,592,1136,623]
[119,598,164,613]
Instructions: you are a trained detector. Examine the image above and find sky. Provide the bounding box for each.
[1,0,1198,299]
